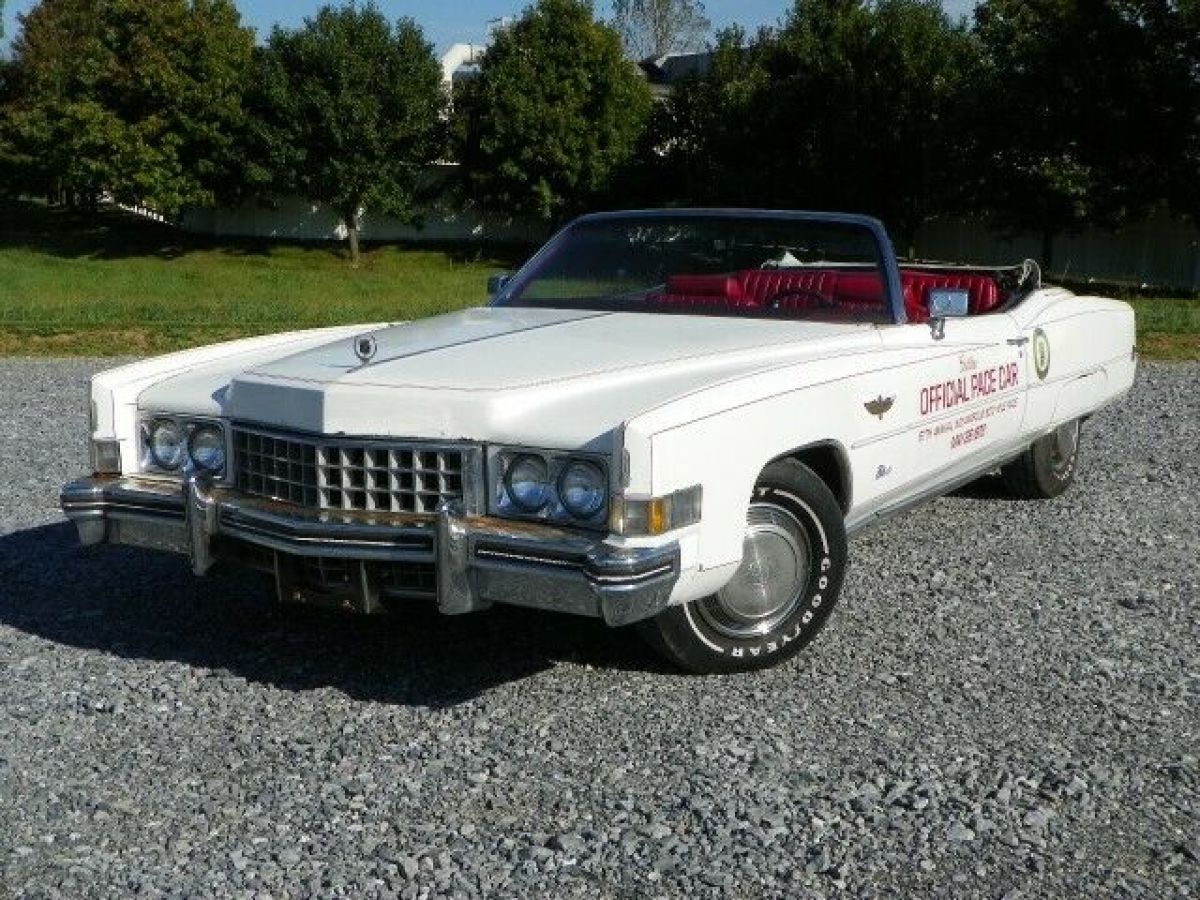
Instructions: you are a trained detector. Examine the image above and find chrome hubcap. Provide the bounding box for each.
[1050,420,1080,475]
[697,503,811,639]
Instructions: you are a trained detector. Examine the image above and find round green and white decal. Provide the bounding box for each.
[1032,328,1051,381]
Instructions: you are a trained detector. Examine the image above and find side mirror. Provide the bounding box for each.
[487,273,513,297]
[927,287,970,340]
[928,288,970,319]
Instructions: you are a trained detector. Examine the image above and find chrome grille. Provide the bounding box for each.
[233,426,466,513]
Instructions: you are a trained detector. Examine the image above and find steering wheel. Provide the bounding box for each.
[765,288,836,312]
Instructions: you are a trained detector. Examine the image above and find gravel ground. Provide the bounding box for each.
[0,358,1196,899]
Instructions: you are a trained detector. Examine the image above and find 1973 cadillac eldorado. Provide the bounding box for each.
[61,210,1136,673]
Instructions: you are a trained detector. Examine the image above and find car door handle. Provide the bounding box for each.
[1007,337,1030,347]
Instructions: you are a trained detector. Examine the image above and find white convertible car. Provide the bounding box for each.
[62,210,1136,673]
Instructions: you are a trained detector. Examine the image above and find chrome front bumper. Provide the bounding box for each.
[59,476,679,627]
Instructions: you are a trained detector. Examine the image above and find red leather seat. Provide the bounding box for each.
[647,267,1004,323]
[738,270,840,306]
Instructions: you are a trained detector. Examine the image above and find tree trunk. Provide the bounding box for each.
[1040,228,1055,273]
[344,208,361,265]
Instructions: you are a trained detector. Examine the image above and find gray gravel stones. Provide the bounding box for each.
[1,358,1197,898]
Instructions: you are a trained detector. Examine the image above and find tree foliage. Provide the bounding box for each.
[970,0,1187,261]
[656,0,976,244]
[612,0,711,58]
[254,5,445,261]
[1,0,255,213]
[455,0,653,223]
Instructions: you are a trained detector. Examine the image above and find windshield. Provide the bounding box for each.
[498,214,895,323]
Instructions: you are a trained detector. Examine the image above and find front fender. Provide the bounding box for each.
[622,359,872,601]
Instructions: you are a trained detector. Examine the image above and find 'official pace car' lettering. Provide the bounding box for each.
[920,362,1020,416]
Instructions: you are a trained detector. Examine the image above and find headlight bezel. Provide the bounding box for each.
[488,447,610,529]
[139,415,229,479]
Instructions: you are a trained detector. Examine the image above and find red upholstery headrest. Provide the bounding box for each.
[666,274,746,302]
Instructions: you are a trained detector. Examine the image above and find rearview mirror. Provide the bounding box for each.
[928,288,970,319]
[487,273,513,297]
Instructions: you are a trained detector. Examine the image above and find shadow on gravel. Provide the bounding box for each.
[0,523,667,707]
[949,473,1026,501]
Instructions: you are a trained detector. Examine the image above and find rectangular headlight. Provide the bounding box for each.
[610,485,702,537]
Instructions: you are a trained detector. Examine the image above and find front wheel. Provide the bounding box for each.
[640,459,848,674]
[1002,418,1082,499]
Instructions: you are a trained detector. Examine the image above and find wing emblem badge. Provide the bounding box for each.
[864,395,895,420]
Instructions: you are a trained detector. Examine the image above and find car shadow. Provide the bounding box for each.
[949,472,1025,502]
[0,523,669,708]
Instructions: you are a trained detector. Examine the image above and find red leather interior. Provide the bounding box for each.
[648,268,1004,323]
[900,271,1004,321]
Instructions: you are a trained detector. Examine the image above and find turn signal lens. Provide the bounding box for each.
[611,486,703,537]
[90,439,122,475]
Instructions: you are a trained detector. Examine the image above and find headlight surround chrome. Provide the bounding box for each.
[489,448,609,528]
[140,416,228,478]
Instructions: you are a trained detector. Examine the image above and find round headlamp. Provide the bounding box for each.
[188,425,226,474]
[504,454,552,512]
[148,419,187,470]
[558,460,606,519]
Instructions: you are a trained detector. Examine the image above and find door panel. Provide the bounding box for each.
[864,315,1028,499]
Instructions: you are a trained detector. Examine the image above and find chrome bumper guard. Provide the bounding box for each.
[59,476,679,627]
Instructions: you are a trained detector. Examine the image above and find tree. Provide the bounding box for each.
[256,5,445,262]
[971,0,1182,266]
[455,0,653,223]
[612,0,710,58]
[1156,0,1200,225]
[656,1,977,246]
[3,0,256,213]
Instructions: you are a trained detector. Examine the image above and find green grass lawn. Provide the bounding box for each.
[1124,296,1200,360]
[0,199,1196,358]
[0,200,525,355]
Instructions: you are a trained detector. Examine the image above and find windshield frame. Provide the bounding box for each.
[491,209,907,325]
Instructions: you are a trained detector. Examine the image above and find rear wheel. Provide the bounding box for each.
[640,459,847,674]
[1002,418,1082,499]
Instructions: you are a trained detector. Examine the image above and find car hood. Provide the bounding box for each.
[140,306,882,450]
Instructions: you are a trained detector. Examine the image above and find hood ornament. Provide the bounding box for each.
[353,333,378,365]
[864,395,895,420]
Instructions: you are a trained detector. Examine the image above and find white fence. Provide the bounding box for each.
[913,212,1200,291]
[179,195,545,245]
[178,197,1200,291]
